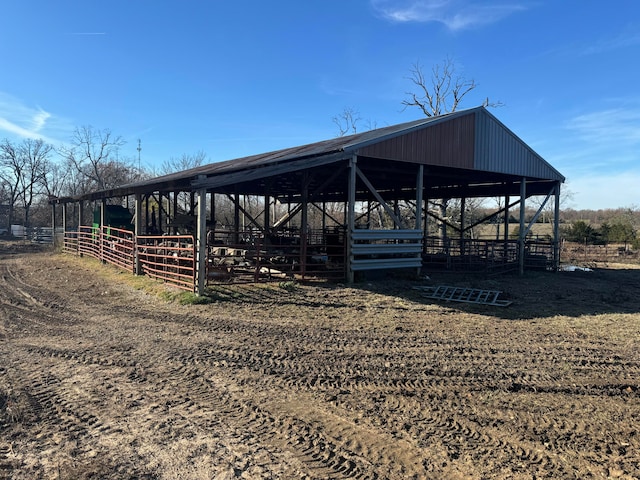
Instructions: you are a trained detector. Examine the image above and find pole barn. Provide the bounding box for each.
[51,107,565,294]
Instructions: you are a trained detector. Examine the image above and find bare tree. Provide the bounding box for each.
[40,157,67,199]
[18,139,52,227]
[160,151,207,176]
[333,107,362,137]
[160,152,208,214]
[401,57,501,117]
[59,126,134,192]
[0,138,54,227]
[0,139,23,226]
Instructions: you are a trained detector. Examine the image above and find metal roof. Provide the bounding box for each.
[53,106,564,204]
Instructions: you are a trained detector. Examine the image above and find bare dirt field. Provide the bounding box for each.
[1,240,638,479]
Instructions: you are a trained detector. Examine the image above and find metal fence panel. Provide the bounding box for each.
[137,235,196,291]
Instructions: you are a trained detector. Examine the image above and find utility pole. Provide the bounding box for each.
[137,139,141,171]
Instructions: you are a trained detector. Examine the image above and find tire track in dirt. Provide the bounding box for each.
[0,262,76,338]
[3,247,640,478]
[15,304,426,479]
[135,343,430,478]
[1,348,149,479]
[162,341,564,478]
[10,338,375,477]
[159,318,637,478]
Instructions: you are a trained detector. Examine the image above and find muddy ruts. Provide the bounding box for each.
[1,249,639,479]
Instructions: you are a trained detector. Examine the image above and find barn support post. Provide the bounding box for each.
[158,192,164,234]
[460,196,466,260]
[322,201,326,233]
[100,199,106,258]
[210,192,216,230]
[144,195,150,235]
[134,194,143,275]
[300,172,309,279]
[346,155,357,283]
[51,203,59,249]
[264,193,271,235]
[553,181,561,270]
[196,182,208,295]
[415,166,424,231]
[423,196,429,253]
[234,190,240,243]
[172,192,178,234]
[394,190,400,229]
[61,203,67,247]
[503,193,510,260]
[518,178,526,275]
[415,165,424,275]
[78,200,84,229]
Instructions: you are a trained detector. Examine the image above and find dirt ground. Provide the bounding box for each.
[1,240,638,480]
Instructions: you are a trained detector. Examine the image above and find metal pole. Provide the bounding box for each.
[518,178,526,275]
[301,174,308,280]
[553,182,561,271]
[346,155,357,283]
[100,199,106,263]
[234,191,240,244]
[415,165,424,276]
[134,194,143,275]
[52,203,59,249]
[196,182,208,295]
[415,165,424,230]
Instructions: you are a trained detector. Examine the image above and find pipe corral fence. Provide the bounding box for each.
[60,224,561,292]
[63,227,196,291]
[61,226,351,291]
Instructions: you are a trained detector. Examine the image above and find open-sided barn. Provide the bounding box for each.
[51,106,565,293]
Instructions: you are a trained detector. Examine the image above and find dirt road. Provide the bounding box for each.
[1,241,639,479]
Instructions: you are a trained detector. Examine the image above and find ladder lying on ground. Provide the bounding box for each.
[413,285,512,307]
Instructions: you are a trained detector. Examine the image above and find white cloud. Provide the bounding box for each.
[370,0,528,30]
[566,170,640,210]
[31,108,51,132]
[566,107,640,145]
[533,103,640,209]
[582,31,640,56]
[0,92,62,144]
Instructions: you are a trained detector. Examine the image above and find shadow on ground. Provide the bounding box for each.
[355,266,640,320]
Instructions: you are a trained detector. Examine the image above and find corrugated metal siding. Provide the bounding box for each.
[358,113,475,168]
[474,111,564,181]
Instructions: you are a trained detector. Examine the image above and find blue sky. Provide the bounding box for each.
[1,0,639,210]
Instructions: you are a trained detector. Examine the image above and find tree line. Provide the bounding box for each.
[562,218,640,248]
[0,127,211,230]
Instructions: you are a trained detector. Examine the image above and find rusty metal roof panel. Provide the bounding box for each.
[118,116,443,192]
[56,107,564,203]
